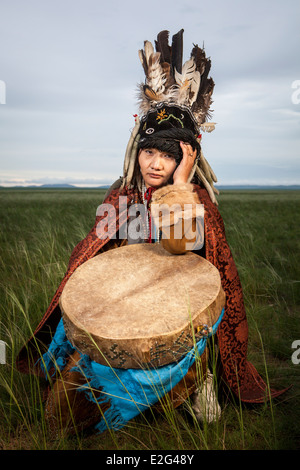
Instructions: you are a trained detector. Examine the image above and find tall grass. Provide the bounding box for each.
[0,188,299,450]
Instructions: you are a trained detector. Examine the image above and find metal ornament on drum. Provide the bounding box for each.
[60,244,226,369]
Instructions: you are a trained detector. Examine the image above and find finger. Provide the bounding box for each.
[180,142,196,159]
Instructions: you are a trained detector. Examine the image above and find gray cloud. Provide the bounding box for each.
[0,0,299,186]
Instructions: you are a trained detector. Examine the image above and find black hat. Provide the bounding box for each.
[138,104,200,163]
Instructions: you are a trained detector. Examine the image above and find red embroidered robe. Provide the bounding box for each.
[16,184,288,403]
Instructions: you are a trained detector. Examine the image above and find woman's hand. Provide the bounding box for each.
[172,142,197,185]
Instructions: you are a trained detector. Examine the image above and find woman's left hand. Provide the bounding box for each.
[172,142,197,185]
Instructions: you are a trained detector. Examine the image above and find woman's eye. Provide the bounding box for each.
[163,154,174,160]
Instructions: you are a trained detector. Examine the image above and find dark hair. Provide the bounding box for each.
[138,128,200,164]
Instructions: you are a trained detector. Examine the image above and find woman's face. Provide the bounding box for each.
[138,148,177,189]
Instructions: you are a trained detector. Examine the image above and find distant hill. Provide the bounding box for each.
[215,185,300,190]
[0,184,111,189]
[40,183,76,188]
[0,184,299,190]
[39,183,111,189]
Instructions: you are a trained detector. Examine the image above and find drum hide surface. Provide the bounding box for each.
[60,244,225,369]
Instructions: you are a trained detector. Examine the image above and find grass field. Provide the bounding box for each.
[0,188,299,450]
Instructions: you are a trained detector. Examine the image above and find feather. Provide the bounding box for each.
[143,40,155,64]
[138,41,157,81]
[192,72,215,124]
[171,29,184,75]
[155,30,171,63]
[136,84,154,115]
[189,70,201,104]
[143,85,161,101]
[174,58,195,86]
[189,44,215,123]
[138,39,166,95]
[200,122,216,133]
[161,62,175,87]
[137,34,177,112]
[198,59,212,95]
[163,83,180,103]
[201,78,214,117]
[136,29,214,125]
[174,58,201,106]
[138,49,148,76]
[146,52,166,94]
[191,44,207,75]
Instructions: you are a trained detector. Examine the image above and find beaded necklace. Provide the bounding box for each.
[142,183,160,243]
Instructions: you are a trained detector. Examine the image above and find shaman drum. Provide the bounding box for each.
[60,243,225,369]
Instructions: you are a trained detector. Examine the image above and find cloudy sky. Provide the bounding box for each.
[0,0,299,187]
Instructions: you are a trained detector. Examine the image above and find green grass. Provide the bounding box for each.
[0,188,299,450]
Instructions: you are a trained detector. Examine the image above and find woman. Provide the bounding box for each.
[16,30,287,436]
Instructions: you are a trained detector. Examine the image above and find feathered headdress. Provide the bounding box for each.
[121,29,219,204]
[137,29,215,131]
